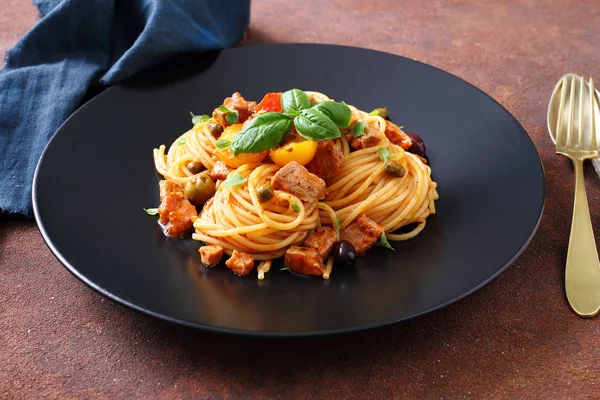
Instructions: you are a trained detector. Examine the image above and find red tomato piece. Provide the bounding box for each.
[256,92,283,113]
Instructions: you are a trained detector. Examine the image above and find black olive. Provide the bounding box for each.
[406,132,426,158]
[186,161,205,174]
[208,122,224,138]
[331,240,356,267]
[383,160,406,178]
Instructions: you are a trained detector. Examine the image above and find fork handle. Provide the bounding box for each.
[566,158,600,317]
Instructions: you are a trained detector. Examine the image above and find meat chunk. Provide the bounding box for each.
[384,121,412,150]
[225,250,255,277]
[199,245,224,267]
[303,227,337,259]
[158,185,198,237]
[306,140,344,180]
[271,161,327,203]
[339,214,384,254]
[212,92,257,127]
[345,123,382,149]
[159,179,184,200]
[209,161,232,181]
[284,246,326,276]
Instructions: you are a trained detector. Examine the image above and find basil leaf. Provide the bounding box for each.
[177,136,186,146]
[294,108,341,141]
[281,89,311,113]
[226,110,239,125]
[280,267,290,271]
[291,203,300,212]
[143,208,159,216]
[378,147,392,162]
[312,101,352,128]
[222,174,247,188]
[376,231,395,250]
[190,112,209,125]
[215,139,231,149]
[230,112,292,155]
[353,121,365,137]
[368,107,388,119]
[219,105,239,124]
[334,217,341,232]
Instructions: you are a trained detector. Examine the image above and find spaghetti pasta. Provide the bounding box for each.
[151,89,438,279]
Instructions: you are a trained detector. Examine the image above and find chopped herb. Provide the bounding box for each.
[378,147,393,162]
[177,136,186,146]
[143,208,159,216]
[291,203,300,212]
[215,139,231,149]
[280,267,291,271]
[219,105,239,125]
[223,174,247,188]
[334,217,341,232]
[190,112,209,125]
[368,107,388,119]
[376,231,395,250]
[353,121,365,137]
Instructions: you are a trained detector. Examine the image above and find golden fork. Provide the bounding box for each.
[547,74,600,317]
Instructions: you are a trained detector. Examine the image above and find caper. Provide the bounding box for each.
[186,161,205,174]
[256,182,274,203]
[184,172,216,205]
[383,160,406,178]
[208,121,224,138]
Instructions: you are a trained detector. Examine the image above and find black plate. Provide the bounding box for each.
[33,44,545,336]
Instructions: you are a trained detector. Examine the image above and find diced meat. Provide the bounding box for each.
[306,140,344,180]
[284,246,326,276]
[303,227,337,259]
[159,179,184,200]
[225,250,255,277]
[339,214,384,254]
[209,161,232,181]
[158,192,198,237]
[384,121,412,150]
[212,92,257,127]
[345,124,382,149]
[255,92,283,113]
[199,245,224,267]
[271,161,327,203]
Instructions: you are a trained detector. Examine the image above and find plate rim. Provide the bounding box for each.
[32,43,547,337]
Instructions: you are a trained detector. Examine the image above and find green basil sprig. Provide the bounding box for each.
[295,108,341,141]
[228,89,352,155]
[281,89,311,113]
[230,112,293,156]
[312,101,352,128]
[378,147,393,162]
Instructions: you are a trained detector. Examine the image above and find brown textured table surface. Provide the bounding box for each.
[2,0,600,398]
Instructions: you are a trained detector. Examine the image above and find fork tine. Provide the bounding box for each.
[579,75,585,148]
[556,76,568,146]
[591,77,597,149]
[567,75,577,147]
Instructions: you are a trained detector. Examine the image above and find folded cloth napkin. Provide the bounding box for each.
[0,0,250,216]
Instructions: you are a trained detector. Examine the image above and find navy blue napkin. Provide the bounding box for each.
[0,0,250,216]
